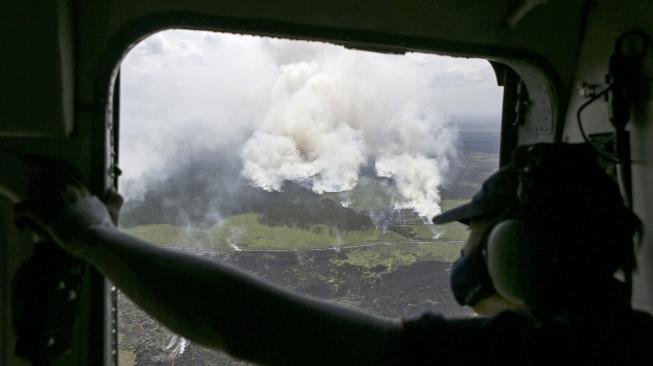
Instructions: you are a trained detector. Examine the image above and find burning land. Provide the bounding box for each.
[117,134,497,365]
[116,32,502,365]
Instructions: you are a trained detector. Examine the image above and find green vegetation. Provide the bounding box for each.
[321,180,396,210]
[394,223,467,241]
[122,200,470,276]
[330,242,463,278]
[437,199,471,241]
[210,213,404,250]
[256,187,375,232]
[441,199,470,211]
[124,213,404,250]
[118,350,136,366]
[386,199,470,241]
[122,224,214,247]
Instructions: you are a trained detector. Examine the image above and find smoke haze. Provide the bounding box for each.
[120,30,501,222]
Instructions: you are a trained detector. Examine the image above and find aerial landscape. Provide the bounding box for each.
[114,26,503,366]
[117,115,500,365]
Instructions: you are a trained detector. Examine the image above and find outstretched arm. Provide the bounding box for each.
[19,194,406,365]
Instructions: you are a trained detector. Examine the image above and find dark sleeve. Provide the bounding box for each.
[401,313,490,365]
[402,310,653,366]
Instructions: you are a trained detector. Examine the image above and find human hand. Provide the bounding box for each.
[104,188,124,226]
[14,155,91,234]
[14,155,119,257]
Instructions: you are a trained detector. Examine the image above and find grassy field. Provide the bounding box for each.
[210,213,405,250]
[123,224,213,246]
[321,181,396,210]
[123,213,405,250]
[391,199,469,241]
[331,241,463,276]
[122,200,470,268]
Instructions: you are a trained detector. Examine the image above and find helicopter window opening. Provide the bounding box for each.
[117,29,502,365]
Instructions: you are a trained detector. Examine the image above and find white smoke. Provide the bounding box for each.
[226,226,244,251]
[240,59,457,218]
[375,154,443,219]
[241,62,368,193]
[431,227,445,240]
[154,335,188,362]
[120,30,501,215]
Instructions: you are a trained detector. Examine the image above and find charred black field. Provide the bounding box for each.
[118,246,472,366]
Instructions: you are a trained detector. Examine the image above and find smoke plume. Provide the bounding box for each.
[120,30,501,222]
[240,60,457,218]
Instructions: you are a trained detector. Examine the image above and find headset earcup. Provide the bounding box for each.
[486,219,554,307]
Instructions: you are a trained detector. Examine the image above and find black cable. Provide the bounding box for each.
[576,30,650,165]
[576,84,621,164]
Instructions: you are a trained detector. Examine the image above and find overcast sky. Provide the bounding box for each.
[119,30,502,217]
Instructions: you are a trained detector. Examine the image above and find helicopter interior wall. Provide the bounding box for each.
[1,0,74,138]
[0,151,35,366]
[560,0,653,313]
[74,0,586,129]
[0,199,32,366]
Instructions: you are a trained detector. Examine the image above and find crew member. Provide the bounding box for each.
[15,143,653,365]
